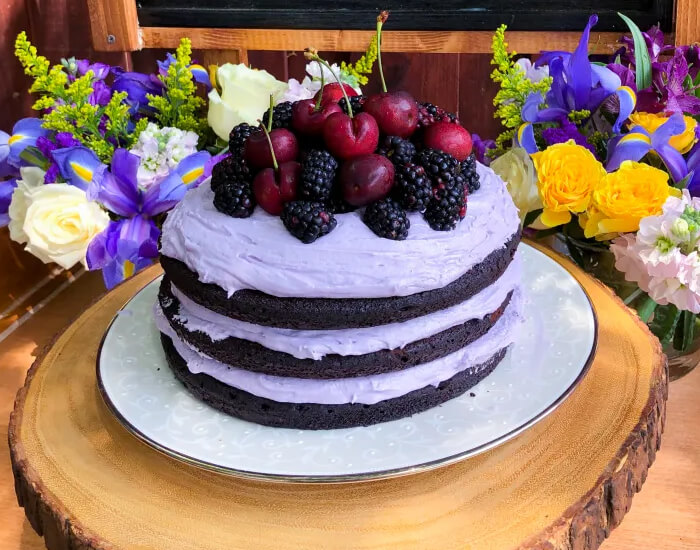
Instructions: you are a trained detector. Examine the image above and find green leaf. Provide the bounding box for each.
[674,310,697,352]
[649,304,680,345]
[618,12,652,91]
[673,172,694,190]
[19,146,49,171]
[637,295,658,323]
[523,208,543,228]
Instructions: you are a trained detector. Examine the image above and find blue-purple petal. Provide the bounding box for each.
[569,14,597,110]
[7,118,49,167]
[606,131,652,172]
[52,146,105,190]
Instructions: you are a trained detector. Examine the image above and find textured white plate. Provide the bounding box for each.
[98,243,596,482]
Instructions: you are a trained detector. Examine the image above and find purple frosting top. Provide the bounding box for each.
[160,163,520,299]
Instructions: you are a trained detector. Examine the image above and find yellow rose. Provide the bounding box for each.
[531,140,605,227]
[628,112,698,153]
[9,172,110,269]
[207,63,288,141]
[582,161,680,239]
[491,147,542,224]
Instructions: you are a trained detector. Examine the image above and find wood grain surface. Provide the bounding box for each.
[3,245,674,550]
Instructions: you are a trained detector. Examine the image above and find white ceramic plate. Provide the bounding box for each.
[97,243,596,483]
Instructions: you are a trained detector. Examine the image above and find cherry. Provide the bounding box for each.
[292,99,343,136]
[314,82,358,107]
[363,91,419,138]
[340,154,395,206]
[323,112,379,160]
[244,128,298,169]
[253,161,301,215]
[423,122,473,161]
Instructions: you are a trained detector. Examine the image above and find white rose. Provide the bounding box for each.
[491,147,543,224]
[8,167,46,243]
[9,176,110,269]
[207,64,288,141]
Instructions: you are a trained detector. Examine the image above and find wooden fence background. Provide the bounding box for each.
[0,0,500,325]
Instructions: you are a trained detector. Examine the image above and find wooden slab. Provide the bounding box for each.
[8,244,666,550]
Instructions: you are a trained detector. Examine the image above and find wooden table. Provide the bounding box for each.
[1,270,699,549]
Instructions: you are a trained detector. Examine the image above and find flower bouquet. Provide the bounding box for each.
[488,14,700,363]
[0,32,372,289]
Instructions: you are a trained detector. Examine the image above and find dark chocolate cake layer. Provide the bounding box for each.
[161,333,507,430]
[159,278,512,379]
[160,230,520,330]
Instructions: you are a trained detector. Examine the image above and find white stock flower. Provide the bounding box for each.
[9,170,109,269]
[207,64,288,141]
[130,123,199,189]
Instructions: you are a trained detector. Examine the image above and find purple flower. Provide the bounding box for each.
[52,146,106,190]
[89,80,112,106]
[37,133,81,183]
[76,60,111,81]
[0,118,50,175]
[471,134,496,166]
[607,113,688,183]
[0,177,18,227]
[607,62,637,89]
[662,49,700,115]
[112,71,164,115]
[542,119,596,154]
[618,25,674,66]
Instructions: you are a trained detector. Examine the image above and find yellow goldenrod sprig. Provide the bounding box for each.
[340,35,379,87]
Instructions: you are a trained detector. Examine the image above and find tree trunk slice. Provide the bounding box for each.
[8,244,667,550]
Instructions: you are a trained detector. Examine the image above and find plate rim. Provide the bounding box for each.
[96,243,599,484]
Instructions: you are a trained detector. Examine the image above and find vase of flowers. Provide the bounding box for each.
[488,14,700,379]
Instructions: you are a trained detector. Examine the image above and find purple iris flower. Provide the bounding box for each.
[534,16,624,120]
[112,70,164,115]
[0,177,18,227]
[685,143,700,197]
[52,146,106,191]
[37,133,81,183]
[0,118,49,175]
[470,134,496,166]
[607,112,688,183]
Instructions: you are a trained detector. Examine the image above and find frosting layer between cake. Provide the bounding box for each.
[169,254,521,359]
[160,163,520,299]
[154,291,523,405]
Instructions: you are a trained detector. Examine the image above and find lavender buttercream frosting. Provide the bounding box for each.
[160,163,520,298]
[170,254,522,359]
[154,291,523,405]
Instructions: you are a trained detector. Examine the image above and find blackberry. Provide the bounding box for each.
[299,150,338,202]
[417,102,459,128]
[418,148,459,187]
[424,178,467,231]
[376,136,417,166]
[262,101,294,129]
[338,95,366,116]
[213,178,255,218]
[393,163,432,212]
[363,198,410,240]
[281,201,337,243]
[229,123,257,154]
[460,154,481,193]
[210,155,251,193]
[326,192,356,214]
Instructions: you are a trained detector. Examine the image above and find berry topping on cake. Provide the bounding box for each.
[211,155,251,192]
[424,177,467,231]
[299,149,338,202]
[314,82,359,107]
[244,127,299,169]
[422,121,473,161]
[460,154,481,193]
[229,123,256,154]
[418,148,459,187]
[262,101,294,129]
[338,95,366,116]
[292,99,342,136]
[377,135,417,166]
[213,176,256,218]
[340,154,395,206]
[323,111,379,160]
[417,102,459,128]
[393,163,432,211]
[363,198,410,240]
[281,201,337,243]
[253,161,301,215]
[326,192,357,214]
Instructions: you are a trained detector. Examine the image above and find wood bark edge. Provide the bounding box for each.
[7,267,668,550]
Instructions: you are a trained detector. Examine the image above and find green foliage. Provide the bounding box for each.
[15,31,130,163]
[146,38,207,136]
[340,35,378,87]
[490,25,552,154]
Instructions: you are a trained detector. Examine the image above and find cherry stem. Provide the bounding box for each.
[376,12,389,93]
[266,95,274,133]
[306,50,353,118]
[314,61,325,111]
[258,120,278,171]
